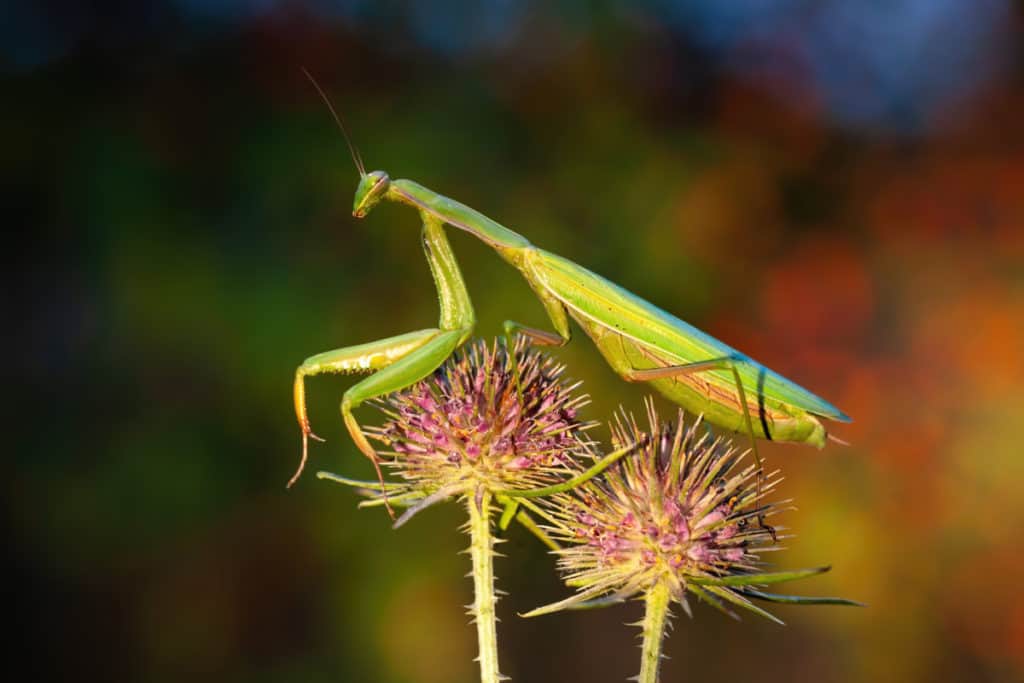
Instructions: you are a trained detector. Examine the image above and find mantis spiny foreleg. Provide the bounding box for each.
[291,213,475,513]
[294,328,448,486]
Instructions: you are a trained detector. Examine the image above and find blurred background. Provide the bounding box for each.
[8,1,1024,681]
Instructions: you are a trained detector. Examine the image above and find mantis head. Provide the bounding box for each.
[353,170,390,218]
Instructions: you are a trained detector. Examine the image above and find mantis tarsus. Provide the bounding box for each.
[291,73,850,525]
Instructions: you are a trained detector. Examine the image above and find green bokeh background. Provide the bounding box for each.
[10,3,1024,682]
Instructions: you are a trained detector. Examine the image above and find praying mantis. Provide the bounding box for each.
[291,74,850,521]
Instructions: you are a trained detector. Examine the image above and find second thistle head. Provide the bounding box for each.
[533,401,789,618]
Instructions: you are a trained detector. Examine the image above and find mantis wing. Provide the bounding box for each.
[528,249,850,423]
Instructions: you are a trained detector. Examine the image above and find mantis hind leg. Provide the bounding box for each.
[726,363,777,540]
[622,355,776,539]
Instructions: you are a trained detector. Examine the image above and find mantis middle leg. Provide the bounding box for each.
[502,274,573,347]
[502,276,573,394]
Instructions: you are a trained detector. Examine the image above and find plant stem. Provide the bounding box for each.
[638,581,672,683]
[468,489,501,683]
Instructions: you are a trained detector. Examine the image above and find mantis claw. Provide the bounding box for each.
[369,455,396,521]
[288,424,326,489]
[288,435,310,489]
[343,407,396,520]
[352,439,396,520]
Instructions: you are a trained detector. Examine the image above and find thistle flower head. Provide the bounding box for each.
[535,402,798,620]
[363,338,592,515]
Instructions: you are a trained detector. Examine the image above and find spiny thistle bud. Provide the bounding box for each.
[363,338,593,518]
[529,402,857,623]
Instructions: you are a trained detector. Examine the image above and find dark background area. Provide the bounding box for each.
[8,1,1024,681]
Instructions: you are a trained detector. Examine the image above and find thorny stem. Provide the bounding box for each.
[468,489,502,683]
[638,581,672,683]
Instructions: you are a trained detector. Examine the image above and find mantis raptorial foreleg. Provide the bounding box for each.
[293,328,470,500]
[340,328,469,459]
[293,329,451,486]
[291,213,475,507]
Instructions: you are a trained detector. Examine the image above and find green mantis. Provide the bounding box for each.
[291,76,850,509]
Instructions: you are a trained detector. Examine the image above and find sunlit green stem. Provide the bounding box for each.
[468,489,501,683]
[638,581,672,683]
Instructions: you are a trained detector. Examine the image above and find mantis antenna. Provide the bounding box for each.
[301,67,366,178]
